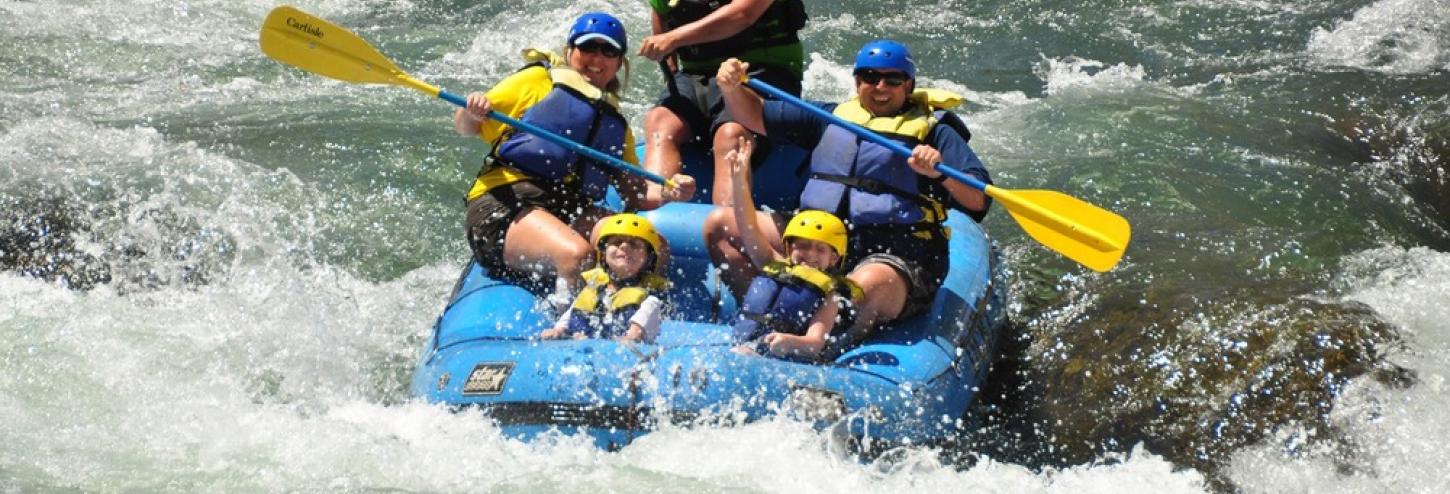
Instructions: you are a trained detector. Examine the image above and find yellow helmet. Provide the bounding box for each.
[782,210,848,258]
[595,213,662,255]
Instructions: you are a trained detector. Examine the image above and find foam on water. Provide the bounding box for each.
[1307,0,1450,74]
[0,116,328,287]
[612,422,1206,493]
[1,278,1212,492]
[0,262,451,490]
[1226,247,1450,493]
[1036,56,1148,96]
[1,110,459,284]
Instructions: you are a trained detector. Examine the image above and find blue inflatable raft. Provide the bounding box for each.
[409,143,1008,449]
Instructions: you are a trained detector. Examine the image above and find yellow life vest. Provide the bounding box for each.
[760,260,862,304]
[830,88,964,140]
[570,267,671,314]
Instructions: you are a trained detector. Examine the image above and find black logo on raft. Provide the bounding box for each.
[285,17,324,38]
[462,362,514,395]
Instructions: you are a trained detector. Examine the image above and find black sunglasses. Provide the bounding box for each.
[855,69,909,87]
[573,41,623,59]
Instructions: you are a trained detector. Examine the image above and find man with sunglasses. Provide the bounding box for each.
[635,0,809,208]
[704,39,992,358]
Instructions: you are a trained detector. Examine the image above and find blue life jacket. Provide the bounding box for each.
[493,65,628,200]
[799,90,969,228]
[732,261,858,343]
[565,267,670,339]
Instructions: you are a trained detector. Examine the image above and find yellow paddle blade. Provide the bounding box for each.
[260,5,426,91]
[988,187,1131,272]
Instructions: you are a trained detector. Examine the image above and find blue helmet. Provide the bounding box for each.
[568,12,628,51]
[853,39,915,79]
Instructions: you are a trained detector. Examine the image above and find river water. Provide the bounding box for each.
[3,0,1447,492]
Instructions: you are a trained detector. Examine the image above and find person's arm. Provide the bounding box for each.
[726,137,785,267]
[453,66,552,142]
[620,128,697,209]
[717,58,831,146]
[540,309,573,339]
[638,0,774,60]
[716,58,766,133]
[924,123,992,219]
[623,295,665,343]
[454,92,492,136]
[764,297,838,358]
[650,9,665,36]
[615,130,650,208]
[649,11,676,72]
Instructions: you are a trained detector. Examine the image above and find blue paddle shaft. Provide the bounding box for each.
[743,79,987,191]
[437,89,671,186]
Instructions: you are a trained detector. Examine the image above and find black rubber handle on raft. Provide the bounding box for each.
[660,59,679,97]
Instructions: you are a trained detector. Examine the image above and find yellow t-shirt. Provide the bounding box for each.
[466,57,639,201]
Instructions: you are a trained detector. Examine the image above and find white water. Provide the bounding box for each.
[1226,247,1450,493]
[0,259,1209,491]
[1036,57,1148,96]
[1307,0,1450,74]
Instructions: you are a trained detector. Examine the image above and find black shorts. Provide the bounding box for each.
[657,64,803,141]
[847,228,949,321]
[464,180,592,288]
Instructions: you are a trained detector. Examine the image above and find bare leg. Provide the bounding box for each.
[573,205,613,245]
[640,106,691,210]
[843,262,909,340]
[711,122,754,206]
[702,206,785,297]
[500,206,594,293]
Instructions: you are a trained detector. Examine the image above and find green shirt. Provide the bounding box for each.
[648,0,805,76]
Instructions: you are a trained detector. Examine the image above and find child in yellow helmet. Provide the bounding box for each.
[720,137,857,360]
[540,213,672,343]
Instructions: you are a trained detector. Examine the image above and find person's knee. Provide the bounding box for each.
[710,123,754,205]
[646,106,686,135]
[849,266,907,317]
[556,237,594,276]
[712,122,751,149]
[702,208,738,251]
[703,207,731,235]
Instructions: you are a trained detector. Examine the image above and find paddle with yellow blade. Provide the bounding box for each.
[259,5,676,188]
[743,78,1130,272]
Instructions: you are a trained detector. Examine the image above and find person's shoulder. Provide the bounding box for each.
[506,63,553,86]
[489,64,552,100]
[930,110,973,143]
[767,99,834,121]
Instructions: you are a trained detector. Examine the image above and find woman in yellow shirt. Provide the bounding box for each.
[453,12,695,301]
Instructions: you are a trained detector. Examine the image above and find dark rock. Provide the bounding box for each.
[0,195,112,290]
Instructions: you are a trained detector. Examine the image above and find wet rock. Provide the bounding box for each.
[0,194,231,292]
[0,195,111,290]
[1014,283,1406,491]
[1333,107,1450,241]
